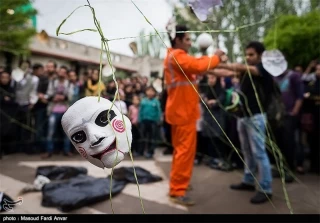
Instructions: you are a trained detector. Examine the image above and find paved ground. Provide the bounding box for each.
[0,148,319,214]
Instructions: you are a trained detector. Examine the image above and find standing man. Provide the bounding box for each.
[164,24,226,206]
[211,41,274,204]
[304,63,320,174]
[68,70,83,105]
[14,60,39,154]
[273,54,304,182]
[42,66,73,158]
[45,60,57,81]
[32,63,49,154]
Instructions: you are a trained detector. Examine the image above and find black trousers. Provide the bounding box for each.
[203,136,226,160]
[0,104,18,156]
[308,109,320,173]
[195,131,205,161]
[272,115,298,171]
[32,107,48,153]
[140,120,157,155]
[195,132,227,162]
[16,105,33,154]
[225,115,243,167]
[131,124,141,153]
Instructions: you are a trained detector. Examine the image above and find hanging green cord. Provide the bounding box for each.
[130,0,280,213]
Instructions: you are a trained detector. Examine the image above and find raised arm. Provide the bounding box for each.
[216,63,260,76]
[304,60,317,75]
[206,68,240,77]
[170,49,224,76]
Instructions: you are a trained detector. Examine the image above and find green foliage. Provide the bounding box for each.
[0,0,37,56]
[264,10,320,68]
[172,0,305,60]
[310,0,320,11]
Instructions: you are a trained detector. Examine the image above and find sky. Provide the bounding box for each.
[32,0,176,56]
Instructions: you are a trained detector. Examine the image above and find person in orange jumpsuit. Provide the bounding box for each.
[164,25,226,206]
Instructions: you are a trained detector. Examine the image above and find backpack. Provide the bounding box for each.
[263,78,286,129]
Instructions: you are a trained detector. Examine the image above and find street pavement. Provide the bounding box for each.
[0,148,319,214]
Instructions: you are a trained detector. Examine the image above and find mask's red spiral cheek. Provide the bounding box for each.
[78,147,88,159]
[112,119,125,133]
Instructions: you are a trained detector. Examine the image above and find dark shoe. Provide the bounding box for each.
[144,153,153,159]
[250,191,272,204]
[163,148,173,155]
[296,166,305,175]
[273,170,294,183]
[230,183,255,191]
[194,159,201,165]
[209,162,219,169]
[132,151,141,157]
[64,152,73,157]
[272,168,280,178]
[210,160,233,172]
[41,153,52,159]
[285,173,294,183]
[169,195,195,206]
[211,158,220,165]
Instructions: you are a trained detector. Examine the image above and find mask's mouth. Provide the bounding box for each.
[91,139,122,160]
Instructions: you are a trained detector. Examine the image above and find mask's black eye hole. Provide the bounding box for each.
[71,130,87,144]
[95,110,116,127]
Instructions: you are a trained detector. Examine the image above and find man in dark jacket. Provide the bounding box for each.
[304,63,320,174]
[32,63,49,153]
[0,70,18,156]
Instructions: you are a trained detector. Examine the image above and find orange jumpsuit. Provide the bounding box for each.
[163,48,220,196]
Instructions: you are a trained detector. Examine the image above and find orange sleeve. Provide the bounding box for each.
[170,50,220,76]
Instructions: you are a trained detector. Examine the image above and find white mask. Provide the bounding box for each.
[61,96,132,169]
[262,49,288,77]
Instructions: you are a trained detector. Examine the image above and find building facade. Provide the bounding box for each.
[0,30,164,79]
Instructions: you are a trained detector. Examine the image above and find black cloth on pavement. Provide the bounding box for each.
[108,166,163,184]
[41,174,126,212]
[0,192,18,212]
[36,166,88,181]
[39,165,162,212]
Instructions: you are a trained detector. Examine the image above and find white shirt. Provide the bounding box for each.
[15,73,39,106]
[302,72,316,82]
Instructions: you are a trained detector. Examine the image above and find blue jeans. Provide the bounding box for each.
[237,113,272,194]
[46,112,70,154]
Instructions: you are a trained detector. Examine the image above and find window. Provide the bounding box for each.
[150,71,159,78]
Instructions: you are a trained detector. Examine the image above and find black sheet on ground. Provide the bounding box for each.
[108,166,163,184]
[40,165,162,212]
[0,192,15,212]
[41,174,126,212]
[36,165,88,181]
